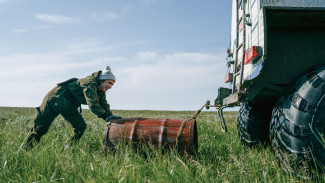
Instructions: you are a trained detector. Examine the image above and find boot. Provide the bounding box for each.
[24,135,40,149]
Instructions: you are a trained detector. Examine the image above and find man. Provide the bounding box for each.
[26,66,122,148]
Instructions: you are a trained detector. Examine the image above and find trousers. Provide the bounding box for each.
[27,85,87,146]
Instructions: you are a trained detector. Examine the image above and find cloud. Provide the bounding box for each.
[35,14,81,24]
[11,25,53,36]
[0,46,125,107]
[61,39,120,55]
[0,0,11,4]
[105,12,118,19]
[0,39,229,110]
[166,52,219,64]
[10,26,53,36]
[36,25,53,30]
[11,28,28,35]
[0,39,128,83]
[90,12,119,21]
[0,54,121,80]
[110,51,229,110]
[135,51,158,60]
[120,52,225,88]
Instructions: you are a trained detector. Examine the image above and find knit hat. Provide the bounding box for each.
[98,66,116,81]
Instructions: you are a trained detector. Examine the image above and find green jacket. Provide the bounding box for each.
[66,71,113,119]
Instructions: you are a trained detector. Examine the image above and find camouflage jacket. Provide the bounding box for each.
[65,71,113,119]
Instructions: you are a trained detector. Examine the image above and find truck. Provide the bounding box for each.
[213,0,325,176]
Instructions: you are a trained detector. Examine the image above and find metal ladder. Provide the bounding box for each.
[232,0,248,93]
[206,0,251,133]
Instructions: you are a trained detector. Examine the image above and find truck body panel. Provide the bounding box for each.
[260,0,325,8]
[219,0,325,174]
[224,0,325,106]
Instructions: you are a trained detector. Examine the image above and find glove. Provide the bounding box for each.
[106,115,122,122]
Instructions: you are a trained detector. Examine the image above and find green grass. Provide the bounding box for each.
[0,107,324,182]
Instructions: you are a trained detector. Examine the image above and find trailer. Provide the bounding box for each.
[213,0,325,176]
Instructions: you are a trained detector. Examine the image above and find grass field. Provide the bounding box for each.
[0,107,324,182]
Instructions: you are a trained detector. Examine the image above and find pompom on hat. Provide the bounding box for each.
[99,66,116,81]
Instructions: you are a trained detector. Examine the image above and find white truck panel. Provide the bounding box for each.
[260,0,325,8]
[223,0,325,106]
[244,0,265,80]
[258,0,264,50]
[230,0,236,57]
[251,0,260,47]
[235,0,325,83]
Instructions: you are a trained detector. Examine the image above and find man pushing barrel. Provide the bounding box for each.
[25,66,122,149]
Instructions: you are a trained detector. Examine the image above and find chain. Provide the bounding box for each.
[175,104,206,148]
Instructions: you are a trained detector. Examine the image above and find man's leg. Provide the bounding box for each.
[62,111,87,149]
[26,99,59,148]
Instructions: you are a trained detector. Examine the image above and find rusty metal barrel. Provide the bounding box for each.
[103,117,198,155]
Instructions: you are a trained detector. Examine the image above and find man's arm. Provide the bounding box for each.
[82,83,109,119]
[99,93,113,117]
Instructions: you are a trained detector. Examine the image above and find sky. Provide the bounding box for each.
[0,0,234,111]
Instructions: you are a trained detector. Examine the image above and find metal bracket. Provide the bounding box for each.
[204,100,228,133]
[217,107,227,133]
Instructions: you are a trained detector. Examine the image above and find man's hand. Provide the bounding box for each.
[106,115,122,122]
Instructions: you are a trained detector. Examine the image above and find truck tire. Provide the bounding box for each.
[269,66,325,176]
[237,101,273,147]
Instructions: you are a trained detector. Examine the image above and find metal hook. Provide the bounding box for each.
[217,107,228,133]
